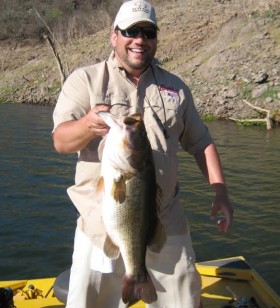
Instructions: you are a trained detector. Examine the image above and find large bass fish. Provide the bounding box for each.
[97,112,165,305]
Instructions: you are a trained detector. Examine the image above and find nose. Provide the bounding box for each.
[134,32,145,40]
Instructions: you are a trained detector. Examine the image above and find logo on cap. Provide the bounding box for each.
[132,1,150,13]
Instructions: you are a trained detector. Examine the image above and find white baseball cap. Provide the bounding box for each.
[113,0,158,30]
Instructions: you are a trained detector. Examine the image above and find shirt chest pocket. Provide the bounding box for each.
[90,92,132,116]
[109,94,132,116]
[91,83,143,116]
[144,92,181,128]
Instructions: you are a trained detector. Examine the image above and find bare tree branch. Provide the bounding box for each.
[32,7,69,78]
[230,100,273,129]
[43,34,66,86]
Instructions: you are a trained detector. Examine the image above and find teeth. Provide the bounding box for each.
[131,48,144,53]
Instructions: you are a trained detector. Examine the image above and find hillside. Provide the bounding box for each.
[1,0,280,123]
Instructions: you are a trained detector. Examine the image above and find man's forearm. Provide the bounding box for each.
[194,143,226,186]
[53,117,96,154]
[53,105,110,154]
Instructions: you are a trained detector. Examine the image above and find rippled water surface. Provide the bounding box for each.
[0,104,279,296]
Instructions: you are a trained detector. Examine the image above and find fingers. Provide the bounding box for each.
[217,218,230,233]
[210,205,218,220]
[86,105,111,136]
[210,201,234,233]
[94,104,111,114]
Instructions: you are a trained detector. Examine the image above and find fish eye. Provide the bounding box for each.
[123,117,139,126]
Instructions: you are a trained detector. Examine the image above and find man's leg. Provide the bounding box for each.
[66,227,94,308]
[146,233,202,308]
[66,227,127,308]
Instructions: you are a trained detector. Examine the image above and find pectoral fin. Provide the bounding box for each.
[112,175,126,204]
[96,176,104,192]
[103,234,120,259]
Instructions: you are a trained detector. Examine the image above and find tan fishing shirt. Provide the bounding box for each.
[53,51,213,249]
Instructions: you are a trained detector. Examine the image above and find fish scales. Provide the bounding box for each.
[111,168,157,271]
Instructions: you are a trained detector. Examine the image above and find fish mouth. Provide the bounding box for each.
[98,111,122,130]
[98,112,143,131]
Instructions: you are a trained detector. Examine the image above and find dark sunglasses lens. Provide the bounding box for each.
[125,28,141,38]
[121,27,157,39]
[141,28,157,39]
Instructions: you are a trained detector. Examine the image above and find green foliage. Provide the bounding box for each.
[0,86,18,104]
[251,9,280,20]
[259,87,278,99]
[240,84,252,99]
[236,121,266,127]
[48,82,61,95]
[262,10,280,19]
[240,84,278,102]
[45,7,64,22]
[201,114,216,121]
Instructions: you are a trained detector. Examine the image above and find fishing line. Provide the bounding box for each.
[146,66,169,139]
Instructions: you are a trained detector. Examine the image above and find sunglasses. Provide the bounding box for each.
[116,26,157,40]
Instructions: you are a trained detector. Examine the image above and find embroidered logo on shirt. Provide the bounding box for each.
[159,85,180,102]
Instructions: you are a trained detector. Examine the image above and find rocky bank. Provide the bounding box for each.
[1,0,280,124]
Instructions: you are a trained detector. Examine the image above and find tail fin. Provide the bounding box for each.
[122,273,157,305]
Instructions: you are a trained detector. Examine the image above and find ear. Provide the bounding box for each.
[110,30,117,48]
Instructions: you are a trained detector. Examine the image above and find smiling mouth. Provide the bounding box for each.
[129,48,145,54]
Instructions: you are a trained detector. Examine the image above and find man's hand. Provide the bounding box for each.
[210,183,234,232]
[85,105,110,137]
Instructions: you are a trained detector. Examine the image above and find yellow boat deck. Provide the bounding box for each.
[1,256,279,308]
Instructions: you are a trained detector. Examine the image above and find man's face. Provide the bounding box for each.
[110,22,157,77]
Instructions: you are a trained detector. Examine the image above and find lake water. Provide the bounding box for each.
[0,104,279,296]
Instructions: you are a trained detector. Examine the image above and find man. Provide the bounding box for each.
[53,0,233,307]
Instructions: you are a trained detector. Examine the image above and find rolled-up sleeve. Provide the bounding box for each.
[53,68,91,131]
